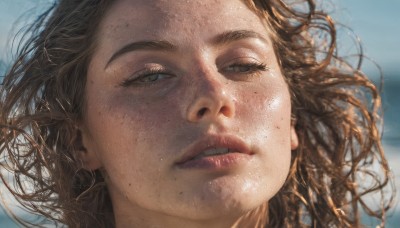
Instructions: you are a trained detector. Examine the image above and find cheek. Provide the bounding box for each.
[236,79,292,134]
[88,88,179,131]
[83,88,182,168]
[236,80,292,178]
[83,91,182,198]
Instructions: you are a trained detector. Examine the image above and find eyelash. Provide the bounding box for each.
[120,62,268,87]
[222,62,268,75]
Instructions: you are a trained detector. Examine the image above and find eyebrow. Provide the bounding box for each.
[211,30,269,46]
[105,30,268,69]
[105,40,176,68]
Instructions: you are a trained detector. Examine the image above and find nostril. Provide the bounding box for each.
[220,106,232,117]
[197,107,208,118]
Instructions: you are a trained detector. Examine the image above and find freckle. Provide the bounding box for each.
[128,183,132,186]
[179,191,183,195]
[276,126,280,129]
[254,91,258,94]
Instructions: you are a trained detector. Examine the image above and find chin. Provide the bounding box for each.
[182,177,272,220]
[177,195,268,225]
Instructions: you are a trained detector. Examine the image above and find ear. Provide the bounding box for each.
[73,128,102,171]
[290,126,299,150]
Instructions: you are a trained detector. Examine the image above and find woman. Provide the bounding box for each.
[0,0,393,227]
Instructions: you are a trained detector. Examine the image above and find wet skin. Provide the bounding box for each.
[81,0,298,227]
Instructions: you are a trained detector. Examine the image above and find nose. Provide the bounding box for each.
[186,77,235,123]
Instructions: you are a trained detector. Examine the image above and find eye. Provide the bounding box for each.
[136,73,170,83]
[222,62,268,75]
[120,69,174,87]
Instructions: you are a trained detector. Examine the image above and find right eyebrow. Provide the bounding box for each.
[105,40,177,69]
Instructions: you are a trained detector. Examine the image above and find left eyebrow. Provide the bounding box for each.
[211,30,270,46]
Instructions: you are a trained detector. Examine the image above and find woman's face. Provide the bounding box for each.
[83,0,297,226]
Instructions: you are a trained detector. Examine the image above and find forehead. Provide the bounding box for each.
[97,0,268,45]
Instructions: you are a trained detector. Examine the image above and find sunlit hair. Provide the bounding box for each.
[0,0,394,227]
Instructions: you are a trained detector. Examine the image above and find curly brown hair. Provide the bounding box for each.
[0,0,394,227]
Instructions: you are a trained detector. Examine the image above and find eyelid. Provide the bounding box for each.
[220,56,264,68]
[219,57,268,74]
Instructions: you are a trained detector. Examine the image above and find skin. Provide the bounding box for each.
[81,0,298,227]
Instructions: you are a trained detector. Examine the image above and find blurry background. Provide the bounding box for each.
[0,0,399,227]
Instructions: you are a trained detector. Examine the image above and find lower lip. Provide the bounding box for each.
[177,153,252,170]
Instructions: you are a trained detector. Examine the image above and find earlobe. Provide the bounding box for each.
[74,128,102,171]
[290,126,299,150]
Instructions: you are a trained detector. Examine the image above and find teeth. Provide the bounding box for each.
[194,147,230,159]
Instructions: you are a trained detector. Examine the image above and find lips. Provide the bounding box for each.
[175,134,252,166]
[192,147,231,159]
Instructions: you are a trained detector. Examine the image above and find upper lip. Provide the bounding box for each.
[175,134,252,165]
